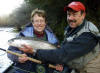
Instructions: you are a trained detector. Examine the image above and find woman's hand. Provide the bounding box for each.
[18,54,28,63]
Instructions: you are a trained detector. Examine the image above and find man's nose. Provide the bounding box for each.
[67,15,74,20]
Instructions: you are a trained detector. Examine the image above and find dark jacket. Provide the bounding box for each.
[7,23,59,73]
[36,20,99,65]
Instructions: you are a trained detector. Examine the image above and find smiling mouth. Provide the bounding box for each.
[69,20,76,23]
[68,21,74,24]
[38,26,43,28]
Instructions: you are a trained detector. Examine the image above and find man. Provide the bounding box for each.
[18,2,100,73]
[7,9,60,73]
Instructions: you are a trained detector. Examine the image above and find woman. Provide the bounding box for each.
[7,9,60,73]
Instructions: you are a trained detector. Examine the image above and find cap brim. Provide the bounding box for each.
[64,6,80,12]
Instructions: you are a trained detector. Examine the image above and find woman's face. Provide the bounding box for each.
[32,14,46,33]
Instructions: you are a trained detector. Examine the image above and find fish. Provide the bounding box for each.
[8,37,57,50]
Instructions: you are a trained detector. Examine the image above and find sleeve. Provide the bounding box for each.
[36,32,98,64]
[52,34,60,46]
[7,46,23,62]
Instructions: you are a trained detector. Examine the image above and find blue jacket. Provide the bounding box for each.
[20,25,58,45]
[7,24,59,73]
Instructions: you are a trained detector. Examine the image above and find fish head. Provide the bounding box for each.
[8,38,21,47]
[8,38,15,44]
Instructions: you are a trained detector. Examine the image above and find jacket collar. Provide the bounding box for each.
[66,19,86,37]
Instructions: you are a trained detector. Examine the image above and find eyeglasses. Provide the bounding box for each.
[33,20,45,24]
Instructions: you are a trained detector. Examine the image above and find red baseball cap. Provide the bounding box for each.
[64,1,85,12]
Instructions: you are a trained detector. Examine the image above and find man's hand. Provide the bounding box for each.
[56,64,63,72]
[18,54,28,63]
[19,44,34,54]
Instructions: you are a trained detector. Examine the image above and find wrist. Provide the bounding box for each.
[33,49,37,56]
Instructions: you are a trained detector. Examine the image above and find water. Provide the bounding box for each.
[0,27,18,73]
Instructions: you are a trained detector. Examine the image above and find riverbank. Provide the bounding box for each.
[0,27,18,73]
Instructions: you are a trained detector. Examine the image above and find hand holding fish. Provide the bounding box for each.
[19,44,34,54]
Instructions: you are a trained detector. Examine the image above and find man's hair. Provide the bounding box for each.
[80,10,84,15]
[31,8,46,22]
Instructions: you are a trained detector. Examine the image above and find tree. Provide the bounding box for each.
[8,2,36,30]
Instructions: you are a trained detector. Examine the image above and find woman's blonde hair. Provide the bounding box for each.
[31,8,46,22]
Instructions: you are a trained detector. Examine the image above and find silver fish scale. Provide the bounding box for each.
[8,37,57,50]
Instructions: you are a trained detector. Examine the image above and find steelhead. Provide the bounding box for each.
[8,37,57,50]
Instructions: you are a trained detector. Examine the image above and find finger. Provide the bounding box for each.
[18,56,28,63]
[22,54,28,60]
[19,48,28,52]
[56,65,63,72]
[18,57,25,63]
[22,44,33,50]
[19,47,25,51]
[22,54,27,57]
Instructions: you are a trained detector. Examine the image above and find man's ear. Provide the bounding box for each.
[83,12,86,17]
[82,12,86,20]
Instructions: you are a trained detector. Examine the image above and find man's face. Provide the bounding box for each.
[32,14,46,33]
[67,10,85,28]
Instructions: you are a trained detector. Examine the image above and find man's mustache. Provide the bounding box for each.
[68,20,76,23]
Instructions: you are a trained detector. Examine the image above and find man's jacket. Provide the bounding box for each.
[36,20,99,68]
